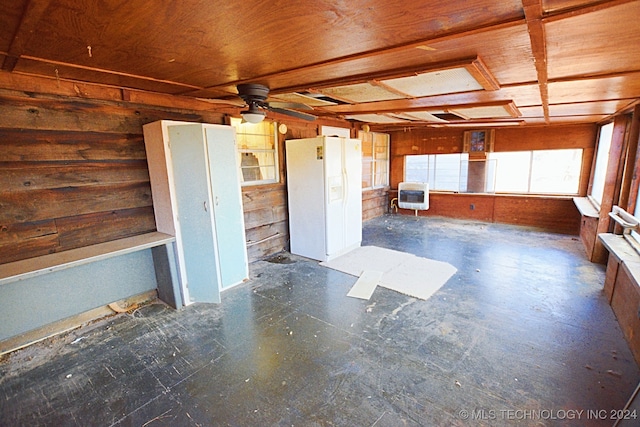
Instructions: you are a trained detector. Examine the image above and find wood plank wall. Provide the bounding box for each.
[363,187,389,221]
[0,89,226,264]
[388,124,597,234]
[0,85,389,265]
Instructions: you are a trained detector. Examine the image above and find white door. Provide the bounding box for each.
[324,137,345,257]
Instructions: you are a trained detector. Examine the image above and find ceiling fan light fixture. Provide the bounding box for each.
[241,103,266,124]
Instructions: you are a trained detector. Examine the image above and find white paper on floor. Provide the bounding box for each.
[347,270,383,300]
[321,246,457,300]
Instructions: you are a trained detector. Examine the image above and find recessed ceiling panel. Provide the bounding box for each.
[269,93,337,107]
[442,121,523,127]
[398,112,449,122]
[449,105,517,119]
[317,83,406,103]
[381,68,484,98]
[345,114,410,123]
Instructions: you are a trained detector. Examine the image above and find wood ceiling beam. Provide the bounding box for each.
[267,57,491,96]
[2,0,54,72]
[547,69,640,84]
[542,0,637,22]
[522,0,549,124]
[18,56,203,91]
[331,100,519,117]
[321,82,542,114]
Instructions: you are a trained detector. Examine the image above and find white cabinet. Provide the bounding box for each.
[143,120,248,304]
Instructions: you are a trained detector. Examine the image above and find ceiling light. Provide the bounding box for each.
[241,103,266,123]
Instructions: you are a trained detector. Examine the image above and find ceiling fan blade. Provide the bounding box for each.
[196,97,246,107]
[268,106,317,121]
[269,101,314,111]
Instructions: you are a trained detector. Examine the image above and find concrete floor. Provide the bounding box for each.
[1,215,639,426]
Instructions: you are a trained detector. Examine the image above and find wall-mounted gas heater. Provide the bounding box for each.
[398,182,429,215]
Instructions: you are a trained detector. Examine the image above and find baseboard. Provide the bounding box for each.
[0,290,158,356]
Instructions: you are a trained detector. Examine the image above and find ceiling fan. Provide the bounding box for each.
[235,83,316,123]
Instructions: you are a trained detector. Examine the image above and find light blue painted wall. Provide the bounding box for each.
[0,249,158,341]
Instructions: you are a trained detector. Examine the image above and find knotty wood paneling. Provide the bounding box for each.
[493,195,580,234]
[421,193,496,223]
[0,90,228,264]
[55,207,156,251]
[246,221,289,262]
[0,129,147,161]
[579,215,599,261]
[494,124,597,151]
[0,219,58,263]
[242,184,289,261]
[363,188,388,222]
[0,161,150,191]
[0,90,224,133]
[0,183,152,224]
[604,253,620,303]
[611,265,640,366]
[0,234,60,264]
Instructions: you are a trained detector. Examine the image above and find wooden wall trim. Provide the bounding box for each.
[624,106,640,212]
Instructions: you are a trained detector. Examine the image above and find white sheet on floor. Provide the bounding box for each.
[347,270,383,300]
[321,246,457,300]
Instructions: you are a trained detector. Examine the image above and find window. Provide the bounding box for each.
[230,118,279,186]
[404,149,582,195]
[490,152,531,192]
[359,131,389,190]
[488,149,582,194]
[589,122,614,207]
[530,149,582,194]
[405,154,429,183]
[404,153,469,192]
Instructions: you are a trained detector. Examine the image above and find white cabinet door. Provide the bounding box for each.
[205,126,248,289]
[168,125,221,303]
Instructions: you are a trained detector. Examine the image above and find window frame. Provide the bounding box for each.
[230,118,280,187]
[404,148,583,196]
[588,121,615,210]
[359,131,390,191]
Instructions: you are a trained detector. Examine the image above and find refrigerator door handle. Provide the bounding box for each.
[342,168,348,248]
[342,169,348,203]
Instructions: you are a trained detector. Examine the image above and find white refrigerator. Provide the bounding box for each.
[286,136,362,262]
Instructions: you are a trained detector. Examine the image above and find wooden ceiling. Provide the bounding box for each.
[1,0,639,129]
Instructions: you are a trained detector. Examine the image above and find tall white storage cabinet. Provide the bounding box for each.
[286,136,362,262]
[143,120,248,304]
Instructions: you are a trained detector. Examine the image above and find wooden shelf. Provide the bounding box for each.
[573,197,599,218]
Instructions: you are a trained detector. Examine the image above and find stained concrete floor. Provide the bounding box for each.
[1,215,640,426]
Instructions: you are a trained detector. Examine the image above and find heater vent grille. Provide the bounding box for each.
[398,182,429,210]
